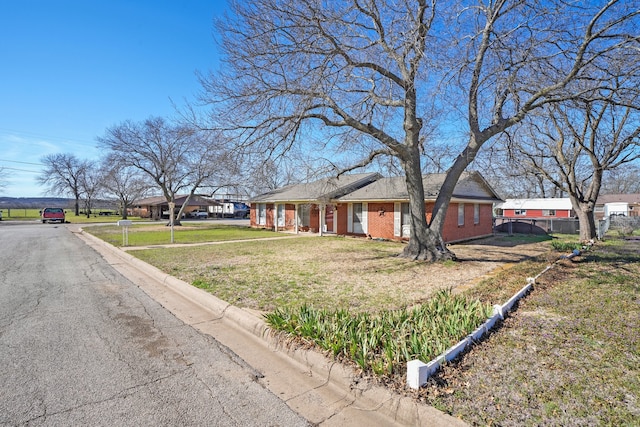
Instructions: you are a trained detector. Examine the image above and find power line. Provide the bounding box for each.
[0,127,94,145]
[1,166,40,173]
[0,159,43,166]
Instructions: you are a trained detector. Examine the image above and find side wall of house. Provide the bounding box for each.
[503,208,572,218]
[441,203,493,243]
[339,201,493,242]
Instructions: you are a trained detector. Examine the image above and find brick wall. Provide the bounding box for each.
[335,204,348,235]
[254,201,493,242]
[442,203,493,242]
[367,202,395,239]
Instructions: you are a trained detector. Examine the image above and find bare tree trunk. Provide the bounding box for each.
[569,196,598,241]
[401,152,455,261]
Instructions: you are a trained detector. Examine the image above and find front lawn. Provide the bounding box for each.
[129,234,550,312]
[84,223,277,247]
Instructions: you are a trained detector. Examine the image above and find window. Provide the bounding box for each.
[348,202,368,234]
[542,209,556,216]
[514,209,527,216]
[458,203,465,226]
[298,204,310,227]
[394,202,411,237]
[257,203,266,225]
[474,203,480,224]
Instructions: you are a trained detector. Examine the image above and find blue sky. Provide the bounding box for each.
[0,0,227,197]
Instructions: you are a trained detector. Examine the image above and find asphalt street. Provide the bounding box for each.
[0,221,308,426]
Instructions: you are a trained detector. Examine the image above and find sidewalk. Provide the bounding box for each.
[73,225,466,426]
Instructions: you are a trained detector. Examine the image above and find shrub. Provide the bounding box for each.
[264,289,492,377]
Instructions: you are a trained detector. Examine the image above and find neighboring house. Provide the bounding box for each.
[494,198,580,235]
[594,194,640,220]
[494,198,574,219]
[132,195,219,219]
[249,172,501,243]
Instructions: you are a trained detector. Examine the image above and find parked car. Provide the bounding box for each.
[41,207,66,223]
[188,210,209,219]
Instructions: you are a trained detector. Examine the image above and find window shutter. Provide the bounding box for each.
[394,202,401,236]
[362,202,368,234]
[347,203,353,233]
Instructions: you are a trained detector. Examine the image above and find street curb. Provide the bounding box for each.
[77,229,466,426]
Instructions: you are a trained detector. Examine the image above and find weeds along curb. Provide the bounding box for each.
[407,243,591,390]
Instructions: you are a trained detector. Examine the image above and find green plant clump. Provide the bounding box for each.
[264,289,492,377]
[550,240,582,252]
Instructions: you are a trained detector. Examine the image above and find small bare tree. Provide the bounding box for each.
[78,161,100,217]
[38,153,91,216]
[200,0,639,261]
[98,158,152,219]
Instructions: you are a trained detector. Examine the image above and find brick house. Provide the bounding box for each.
[250,172,501,243]
[133,195,219,219]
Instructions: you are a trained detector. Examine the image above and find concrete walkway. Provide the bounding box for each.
[120,234,307,251]
[73,225,466,426]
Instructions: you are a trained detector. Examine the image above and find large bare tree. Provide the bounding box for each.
[200,0,638,260]
[509,93,640,240]
[97,117,231,225]
[38,153,91,216]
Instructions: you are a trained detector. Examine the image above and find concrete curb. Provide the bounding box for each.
[77,228,465,426]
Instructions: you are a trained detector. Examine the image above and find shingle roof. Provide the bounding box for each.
[251,173,382,203]
[336,172,501,202]
[596,193,640,204]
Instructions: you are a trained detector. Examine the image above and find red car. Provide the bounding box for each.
[41,207,66,224]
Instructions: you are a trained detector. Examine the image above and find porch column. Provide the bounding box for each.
[294,204,299,234]
[319,204,325,237]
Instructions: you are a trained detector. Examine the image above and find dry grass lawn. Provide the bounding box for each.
[132,234,551,312]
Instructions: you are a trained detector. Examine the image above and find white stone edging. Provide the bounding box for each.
[407,245,588,390]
